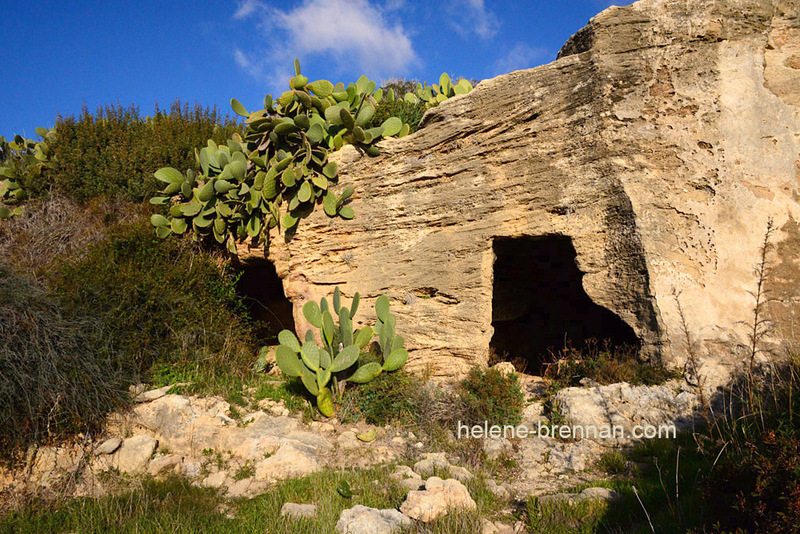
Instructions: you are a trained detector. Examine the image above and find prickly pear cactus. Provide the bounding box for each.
[150,60,412,249]
[401,73,473,109]
[0,128,57,219]
[272,287,408,417]
[150,60,473,249]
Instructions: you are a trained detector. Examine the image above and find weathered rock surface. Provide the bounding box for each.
[400,476,477,522]
[242,0,800,385]
[335,505,412,534]
[555,380,699,443]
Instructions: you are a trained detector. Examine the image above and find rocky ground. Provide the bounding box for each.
[0,366,701,533]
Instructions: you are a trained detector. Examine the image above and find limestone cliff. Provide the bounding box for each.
[241,0,800,384]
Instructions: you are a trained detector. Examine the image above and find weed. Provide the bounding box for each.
[233,461,254,481]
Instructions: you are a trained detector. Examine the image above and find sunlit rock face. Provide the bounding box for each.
[241,0,800,385]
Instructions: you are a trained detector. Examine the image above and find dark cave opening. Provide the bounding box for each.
[490,235,640,374]
[235,259,295,345]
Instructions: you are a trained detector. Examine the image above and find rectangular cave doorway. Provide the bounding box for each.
[234,258,295,345]
[490,235,639,374]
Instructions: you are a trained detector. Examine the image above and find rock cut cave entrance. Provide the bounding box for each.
[490,235,639,374]
[234,258,295,345]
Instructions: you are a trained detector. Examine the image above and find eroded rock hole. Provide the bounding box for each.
[490,235,639,373]
[235,259,295,345]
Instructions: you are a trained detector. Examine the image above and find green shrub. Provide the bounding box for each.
[341,369,422,425]
[0,267,131,459]
[36,101,240,202]
[50,222,254,373]
[459,366,524,427]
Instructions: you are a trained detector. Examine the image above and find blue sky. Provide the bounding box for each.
[0,0,635,137]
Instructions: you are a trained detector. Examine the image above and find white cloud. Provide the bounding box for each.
[493,43,549,75]
[232,0,417,87]
[446,0,500,40]
[233,0,261,19]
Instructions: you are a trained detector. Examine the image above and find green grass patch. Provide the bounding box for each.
[0,466,503,534]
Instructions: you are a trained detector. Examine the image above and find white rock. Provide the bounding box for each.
[94,437,122,455]
[485,478,510,500]
[336,505,411,534]
[413,452,450,477]
[400,476,477,522]
[115,435,158,473]
[254,442,322,482]
[448,465,474,483]
[337,431,360,449]
[201,471,228,489]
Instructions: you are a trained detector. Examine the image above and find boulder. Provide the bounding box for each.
[335,505,412,534]
[400,476,477,522]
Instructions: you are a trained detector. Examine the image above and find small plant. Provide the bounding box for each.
[274,288,408,417]
[459,366,524,427]
[233,461,255,481]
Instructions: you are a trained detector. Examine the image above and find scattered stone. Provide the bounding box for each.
[485,478,510,500]
[576,486,621,503]
[94,437,122,455]
[148,454,182,476]
[281,502,318,519]
[201,471,228,489]
[390,436,405,446]
[448,465,474,483]
[483,438,512,460]
[115,435,158,473]
[310,421,336,433]
[337,431,360,449]
[336,505,411,534]
[413,452,450,477]
[254,442,322,482]
[400,476,477,523]
[482,519,516,534]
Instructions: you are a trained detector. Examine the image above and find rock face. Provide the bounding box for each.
[241,0,800,383]
[555,380,699,444]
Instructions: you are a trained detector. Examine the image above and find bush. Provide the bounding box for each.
[341,369,422,425]
[50,222,254,373]
[0,194,149,279]
[459,366,524,427]
[30,101,240,202]
[0,267,131,459]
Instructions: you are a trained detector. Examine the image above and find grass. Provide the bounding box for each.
[0,466,504,534]
[149,362,311,415]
